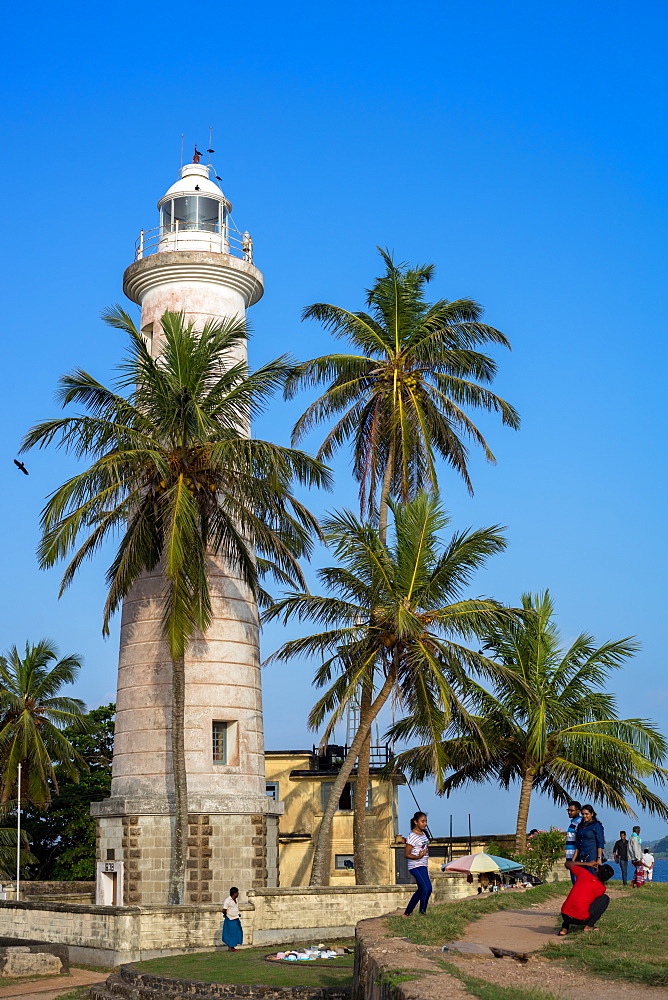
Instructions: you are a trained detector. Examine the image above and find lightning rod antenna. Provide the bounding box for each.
[180,133,184,169]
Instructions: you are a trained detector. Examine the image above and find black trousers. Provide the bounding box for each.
[561,894,609,931]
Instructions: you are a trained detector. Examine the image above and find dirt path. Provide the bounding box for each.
[446,888,668,999]
[0,967,105,999]
[448,953,668,1000]
[457,893,568,953]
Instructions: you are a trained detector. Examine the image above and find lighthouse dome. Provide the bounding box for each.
[159,162,232,208]
[157,162,232,240]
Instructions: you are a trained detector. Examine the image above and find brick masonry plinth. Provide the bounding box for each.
[93,802,280,906]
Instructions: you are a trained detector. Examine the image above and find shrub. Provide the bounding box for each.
[512,828,565,881]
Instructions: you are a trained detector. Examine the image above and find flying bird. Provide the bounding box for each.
[13,459,29,475]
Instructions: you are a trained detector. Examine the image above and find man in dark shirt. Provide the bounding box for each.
[559,861,614,935]
[613,831,629,886]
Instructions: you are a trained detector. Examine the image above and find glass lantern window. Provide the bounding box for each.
[197,197,220,232]
[161,196,223,233]
[172,196,199,231]
[161,202,173,232]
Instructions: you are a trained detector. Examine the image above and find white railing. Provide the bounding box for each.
[135,224,254,263]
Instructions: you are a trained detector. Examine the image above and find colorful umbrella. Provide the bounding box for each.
[442,852,524,874]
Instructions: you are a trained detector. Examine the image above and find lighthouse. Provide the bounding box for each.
[92,158,280,906]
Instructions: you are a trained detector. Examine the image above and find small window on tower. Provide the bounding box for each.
[212,721,230,764]
[140,323,153,353]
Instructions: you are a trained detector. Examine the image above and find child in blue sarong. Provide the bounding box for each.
[222,886,243,950]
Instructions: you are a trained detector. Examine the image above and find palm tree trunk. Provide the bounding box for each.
[309,667,396,886]
[514,767,534,854]
[353,682,373,884]
[168,654,188,904]
[378,441,396,547]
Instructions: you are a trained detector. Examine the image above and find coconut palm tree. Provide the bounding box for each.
[264,492,514,885]
[391,592,668,853]
[286,248,519,535]
[0,640,89,809]
[284,249,519,878]
[21,309,330,903]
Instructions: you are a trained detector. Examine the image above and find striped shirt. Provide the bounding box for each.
[406,831,429,870]
[565,815,581,860]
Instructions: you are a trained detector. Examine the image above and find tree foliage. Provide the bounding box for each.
[393,592,668,852]
[0,640,90,809]
[265,491,515,883]
[22,309,330,637]
[286,247,519,518]
[22,704,114,881]
[22,310,329,902]
[285,248,519,880]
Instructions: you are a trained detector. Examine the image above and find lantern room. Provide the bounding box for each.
[156,161,232,253]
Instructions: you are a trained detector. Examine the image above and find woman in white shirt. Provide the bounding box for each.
[402,812,432,916]
[222,886,243,950]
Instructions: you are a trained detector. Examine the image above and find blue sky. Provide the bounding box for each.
[1,0,667,841]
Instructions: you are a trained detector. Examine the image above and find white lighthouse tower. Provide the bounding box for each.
[92,156,280,906]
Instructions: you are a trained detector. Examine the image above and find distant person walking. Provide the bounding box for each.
[559,861,614,935]
[642,848,655,882]
[628,826,643,865]
[613,831,629,886]
[565,801,582,884]
[572,805,605,868]
[402,811,432,916]
[222,886,243,951]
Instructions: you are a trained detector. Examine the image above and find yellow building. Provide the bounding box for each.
[265,744,405,886]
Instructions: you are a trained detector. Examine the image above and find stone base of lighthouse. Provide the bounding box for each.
[92,797,281,906]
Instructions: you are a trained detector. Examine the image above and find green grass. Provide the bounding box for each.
[375,969,422,989]
[71,962,115,974]
[49,990,93,1000]
[386,882,568,945]
[438,958,560,1000]
[133,940,355,988]
[541,882,668,987]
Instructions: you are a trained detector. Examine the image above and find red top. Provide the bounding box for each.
[561,865,606,921]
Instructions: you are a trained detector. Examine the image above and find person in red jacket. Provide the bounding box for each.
[558,860,614,935]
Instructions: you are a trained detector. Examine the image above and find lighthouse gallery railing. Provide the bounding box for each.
[134,224,253,263]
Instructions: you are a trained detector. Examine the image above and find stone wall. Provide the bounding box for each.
[0,900,225,966]
[353,915,467,1000]
[247,878,477,946]
[2,882,95,900]
[0,878,476,965]
[94,965,350,1000]
[246,886,414,946]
